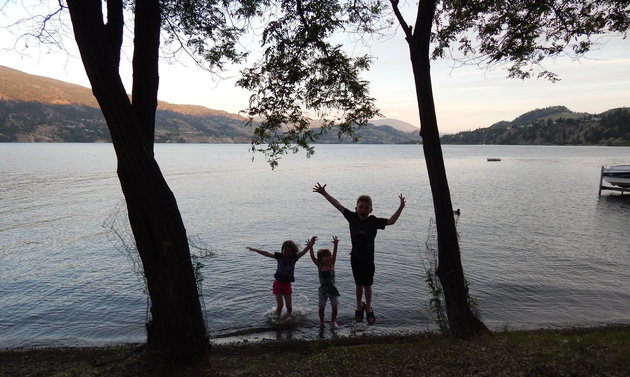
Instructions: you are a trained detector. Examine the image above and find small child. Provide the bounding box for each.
[313,183,405,325]
[309,236,340,328]
[247,236,317,319]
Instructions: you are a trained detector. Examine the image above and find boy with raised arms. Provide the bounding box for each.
[313,183,405,324]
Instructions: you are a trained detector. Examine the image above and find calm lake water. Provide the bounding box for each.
[1,143,629,348]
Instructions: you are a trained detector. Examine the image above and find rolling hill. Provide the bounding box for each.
[440,106,630,146]
[0,65,419,144]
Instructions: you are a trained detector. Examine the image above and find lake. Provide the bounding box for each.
[1,143,629,348]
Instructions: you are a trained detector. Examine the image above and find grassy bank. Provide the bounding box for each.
[1,324,629,377]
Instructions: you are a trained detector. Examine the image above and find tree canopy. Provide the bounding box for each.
[235,0,629,165]
[235,1,390,167]
[431,0,629,81]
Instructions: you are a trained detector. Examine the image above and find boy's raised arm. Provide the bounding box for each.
[246,247,274,258]
[313,183,345,213]
[387,193,406,225]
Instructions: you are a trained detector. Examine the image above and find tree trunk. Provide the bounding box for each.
[408,0,488,338]
[66,0,209,361]
[132,0,161,150]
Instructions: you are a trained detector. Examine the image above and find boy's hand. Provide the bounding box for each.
[398,194,406,208]
[331,236,339,245]
[313,182,345,213]
[387,194,406,226]
[313,182,327,195]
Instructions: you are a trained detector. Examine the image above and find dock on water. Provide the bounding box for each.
[598,166,627,197]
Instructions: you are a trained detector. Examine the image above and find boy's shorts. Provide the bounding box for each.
[351,257,375,286]
[272,279,292,295]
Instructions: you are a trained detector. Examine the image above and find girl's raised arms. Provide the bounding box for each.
[298,236,317,259]
[331,236,339,265]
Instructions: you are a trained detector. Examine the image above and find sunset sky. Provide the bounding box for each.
[1,2,628,134]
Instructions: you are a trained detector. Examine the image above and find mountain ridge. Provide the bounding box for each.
[2,65,627,145]
[0,65,245,120]
[0,65,419,143]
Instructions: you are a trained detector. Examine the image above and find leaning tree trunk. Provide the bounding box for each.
[67,0,208,361]
[408,0,488,338]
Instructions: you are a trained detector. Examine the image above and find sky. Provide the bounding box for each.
[1,2,629,134]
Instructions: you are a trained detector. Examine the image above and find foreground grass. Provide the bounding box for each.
[1,325,629,377]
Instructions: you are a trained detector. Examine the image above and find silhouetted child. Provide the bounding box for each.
[310,236,340,328]
[313,183,405,324]
[247,236,317,319]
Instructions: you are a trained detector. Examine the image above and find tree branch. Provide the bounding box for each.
[390,0,412,41]
[296,0,311,31]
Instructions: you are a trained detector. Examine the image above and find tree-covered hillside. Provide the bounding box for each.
[441,106,630,146]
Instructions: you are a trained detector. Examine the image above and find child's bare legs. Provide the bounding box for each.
[284,294,293,317]
[319,297,339,327]
[275,294,293,318]
[318,296,327,326]
[356,285,372,309]
[364,286,373,312]
[355,285,364,310]
[331,303,338,327]
[274,294,284,319]
[318,305,326,326]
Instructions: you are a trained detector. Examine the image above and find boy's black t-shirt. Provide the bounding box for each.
[342,208,388,263]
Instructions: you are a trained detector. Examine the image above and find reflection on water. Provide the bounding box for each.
[0,143,629,348]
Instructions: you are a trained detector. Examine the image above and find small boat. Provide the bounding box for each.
[487,158,501,162]
[602,165,630,188]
